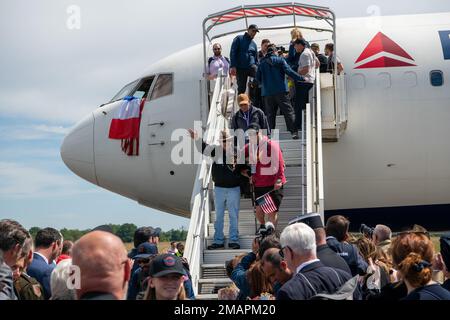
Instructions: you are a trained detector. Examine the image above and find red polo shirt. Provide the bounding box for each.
[244,136,286,187]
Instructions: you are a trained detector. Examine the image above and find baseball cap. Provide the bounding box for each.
[238,93,250,106]
[137,242,158,255]
[288,213,324,229]
[248,24,259,32]
[149,254,186,278]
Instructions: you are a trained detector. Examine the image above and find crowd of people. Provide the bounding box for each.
[0,220,193,300]
[193,26,346,251]
[206,25,344,136]
[1,217,450,300]
[219,214,450,300]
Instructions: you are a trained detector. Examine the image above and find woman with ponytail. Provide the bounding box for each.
[391,232,450,300]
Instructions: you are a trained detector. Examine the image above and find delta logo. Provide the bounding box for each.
[354,32,416,69]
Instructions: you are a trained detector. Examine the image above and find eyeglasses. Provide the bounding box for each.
[213,48,221,51]
[279,246,292,259]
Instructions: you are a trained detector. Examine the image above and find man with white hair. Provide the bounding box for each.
[276,223,352,300]
[372,224,392,256]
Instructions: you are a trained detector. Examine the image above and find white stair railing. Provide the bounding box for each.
[305,70,325,220]
[184,69,233,294]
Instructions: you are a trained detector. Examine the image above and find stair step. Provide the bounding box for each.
[196,293,218,300]
[240,196,303,209]
[198,278,233,294]
[203,249,249,264]
[202,264,229,278]
[205,235,255,250]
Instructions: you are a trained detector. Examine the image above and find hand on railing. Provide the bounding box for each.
[188,128,199,141]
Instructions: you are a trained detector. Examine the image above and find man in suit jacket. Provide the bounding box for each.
[276,222,353,300]
[27,228,63,299]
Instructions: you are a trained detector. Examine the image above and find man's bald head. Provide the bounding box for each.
[72,231,130,300]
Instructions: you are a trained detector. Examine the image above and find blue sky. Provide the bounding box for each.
[1,0,449,231]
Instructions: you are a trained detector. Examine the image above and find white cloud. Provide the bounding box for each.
[0,162,98,198]
[0,123,72,141]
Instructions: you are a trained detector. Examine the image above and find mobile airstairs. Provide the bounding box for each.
[184,3,348,299]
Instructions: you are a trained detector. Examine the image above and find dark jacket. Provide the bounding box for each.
[402,284,450,300]
[443,279,450,291]
[256,53,303,97]
[317,244,352,275]
[230,252,256,300]
[202,142,242,188]
[276,261,352,300]
[326,236,368,276]
[368,281,407,301]
[230,33,258,69]
[0,261,17,300]
[231,106,269,133]
[27,253,55,299]
[287,40,310,70]
[316,53,328,73]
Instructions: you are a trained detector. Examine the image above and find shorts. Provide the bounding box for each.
[254,186,284,212]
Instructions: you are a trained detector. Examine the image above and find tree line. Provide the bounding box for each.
[28,224,188,243]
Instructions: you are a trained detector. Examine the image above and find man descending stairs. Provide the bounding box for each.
[196,115,305,299]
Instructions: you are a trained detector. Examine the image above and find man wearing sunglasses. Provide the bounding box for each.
[276,222,353,300]
[207,43,230,80]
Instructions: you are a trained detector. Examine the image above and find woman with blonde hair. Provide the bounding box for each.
[287,27,309,70]
[391,231,450,300]
[144,254,186,300]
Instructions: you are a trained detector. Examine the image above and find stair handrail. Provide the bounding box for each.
[184,69,232,295]
[306,69,325,220]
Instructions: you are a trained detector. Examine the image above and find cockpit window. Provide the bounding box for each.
[110,79,139,102]
[150,74,173,101]
[132,76,155,99]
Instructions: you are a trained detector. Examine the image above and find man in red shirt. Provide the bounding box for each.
[242,128,286,232]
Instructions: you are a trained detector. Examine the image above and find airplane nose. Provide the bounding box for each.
[60,113,98,185]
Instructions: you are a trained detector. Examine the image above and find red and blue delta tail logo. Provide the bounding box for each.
[354,32,416,69]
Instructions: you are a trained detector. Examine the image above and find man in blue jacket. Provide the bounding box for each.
[230,24,259,94]
[256,44,304,139]
[27,228,62,299]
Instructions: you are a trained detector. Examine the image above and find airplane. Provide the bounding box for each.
[60,7,450,231]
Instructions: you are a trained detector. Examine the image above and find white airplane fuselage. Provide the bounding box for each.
[61,12,450,229]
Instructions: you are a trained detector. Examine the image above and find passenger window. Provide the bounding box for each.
[132,77,155,99]
[402,72,417,87]
[377,72,391,89]
[150,74,173,100]
[430,70,444,87]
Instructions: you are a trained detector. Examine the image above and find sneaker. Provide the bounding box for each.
[292,133,299,140]
[228,243,241,250]
[207,243,224,250]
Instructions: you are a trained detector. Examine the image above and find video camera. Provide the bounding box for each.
[256,222,275,242]
[276,46,286,54]
[360,223,374,238]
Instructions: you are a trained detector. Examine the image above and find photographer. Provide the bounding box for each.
[256,43,303,139]
[372,224,392,256]
[230,234,281,300]
[325,215,368,276]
